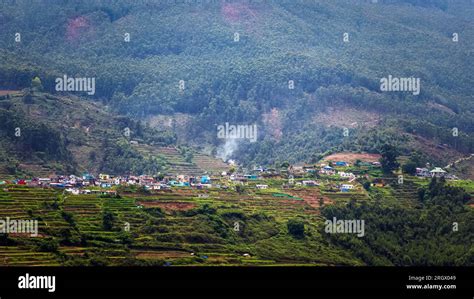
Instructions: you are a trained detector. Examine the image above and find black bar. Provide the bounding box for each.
[0,267,472,298]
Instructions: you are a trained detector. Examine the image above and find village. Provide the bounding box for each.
[0,158,458,196]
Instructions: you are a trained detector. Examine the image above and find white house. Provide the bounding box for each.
[38,178,51,185]
[256,184,268,189]
[65,188,80,195]
[320,166,336,175]
[416,168,430,177]
[339,172,355,179]
[99,173,110,181]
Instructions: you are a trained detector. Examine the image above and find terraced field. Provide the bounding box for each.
[1,174,470,266]
[18,163,55,178]
[135,145,227,176]
[0,184,362,266]
[193,153,228,174]
[0,246,60,266]
[0,187,63,266]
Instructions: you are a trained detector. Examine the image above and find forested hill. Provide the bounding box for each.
[0,0,473,167]
[0,90,179,176]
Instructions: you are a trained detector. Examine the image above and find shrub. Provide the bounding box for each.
[221,210,246,220]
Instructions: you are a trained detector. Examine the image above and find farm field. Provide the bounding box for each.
[1,171,472,267]
[134,145,228,176]
[0,183,357,266]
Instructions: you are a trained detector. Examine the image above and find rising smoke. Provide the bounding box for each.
[216,139,239,162]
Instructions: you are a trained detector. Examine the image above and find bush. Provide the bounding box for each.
[221,210,246,220]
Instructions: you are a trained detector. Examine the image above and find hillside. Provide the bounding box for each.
[0,0,472,169]
[0,166,472,266]
[0,90,227,177]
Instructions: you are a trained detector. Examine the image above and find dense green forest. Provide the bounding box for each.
[0,0,473,167]
[322,177,474,265]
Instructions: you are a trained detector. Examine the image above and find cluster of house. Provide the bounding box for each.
[0,173,218,193]
[415,167,458,180]
[257,161,357,192]
[317,162,358,192]
[0,162,456,196]
[291,161,359,174]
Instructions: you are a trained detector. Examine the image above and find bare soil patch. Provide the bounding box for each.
[323,152,381,163]
[134,250,190,259]
[313,107,380,129]
[138,201,196,211]
[0,90,19,96]
[287,189,333,208]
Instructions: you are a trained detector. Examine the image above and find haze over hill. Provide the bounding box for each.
[0,91,229,177]
[0,0,473,171]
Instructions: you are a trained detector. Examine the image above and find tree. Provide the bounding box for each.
[287,218,305,238]
[379,144,400,173]
[235,185,245,194]
[402,161,417,175]
[185,151,193,163]
[102,210,115,231]
[61,211,76,226]
[59,228,73,244]
[363,181,371,191]
[31,76,43,91]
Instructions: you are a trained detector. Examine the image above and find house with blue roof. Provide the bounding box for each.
[201,176,211,184]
